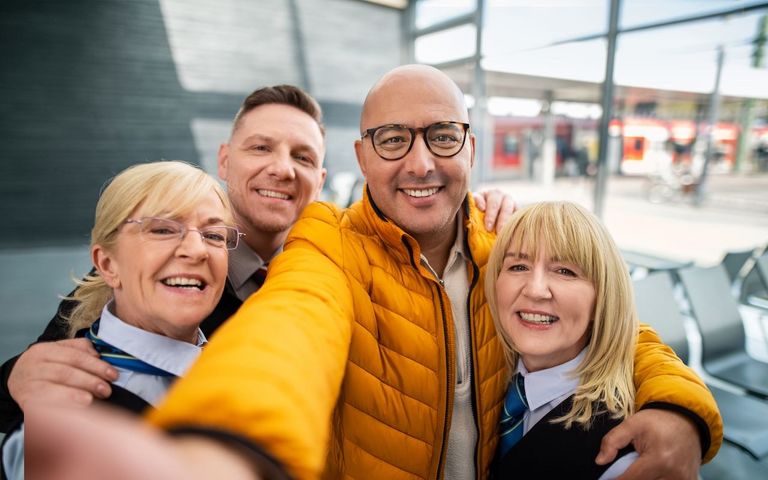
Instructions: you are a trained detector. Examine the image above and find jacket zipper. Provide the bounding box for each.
[402,236,453,479]
[434,282,452,480]
[466,256,481,477]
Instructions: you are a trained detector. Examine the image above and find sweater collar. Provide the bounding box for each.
[360,184,489,269]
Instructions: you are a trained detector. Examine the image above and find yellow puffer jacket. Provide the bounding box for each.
[150,191,722,480]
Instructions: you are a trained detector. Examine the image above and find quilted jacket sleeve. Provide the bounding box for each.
[633,323,723,463]
[148,202,355,480]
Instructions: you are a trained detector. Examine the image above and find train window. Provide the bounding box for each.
[504,135,519,155]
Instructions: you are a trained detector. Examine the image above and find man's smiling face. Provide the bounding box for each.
[354,66,474,244]
[218,103,326,236]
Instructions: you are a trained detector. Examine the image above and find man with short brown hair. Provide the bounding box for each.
[25,66,720,480]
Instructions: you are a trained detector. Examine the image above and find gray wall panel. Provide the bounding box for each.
[0,0,402,248]
[0,0,201,247]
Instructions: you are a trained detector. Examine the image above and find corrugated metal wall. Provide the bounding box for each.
[0,0,401,247]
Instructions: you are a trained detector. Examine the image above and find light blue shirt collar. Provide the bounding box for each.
[515,349,586,411]
[98,302,206,378]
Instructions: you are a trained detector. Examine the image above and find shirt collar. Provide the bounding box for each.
[420,211,467,278]
[515,349,586,411]
[98,302,206,377]
[227,240,273,291]
[450,211,468,262]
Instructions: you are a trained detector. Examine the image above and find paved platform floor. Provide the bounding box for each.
[479,172,768,266]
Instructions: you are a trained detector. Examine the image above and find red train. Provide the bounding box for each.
[491,115,767,176]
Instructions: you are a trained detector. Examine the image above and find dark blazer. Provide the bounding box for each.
[492,396,635,479]
[0,279,244,432]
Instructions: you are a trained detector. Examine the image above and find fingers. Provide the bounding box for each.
[472,191,487,211]
[601,410,700,479]
[14,364,113,410]
[23,340,117,380]
[474,189,516,232]
[494,196,517,233]
[44,360,113,397]
[9,339,118,410]
[52,337,101,355]
[482,191,502,232]
[44,340,118,380]
[596,419,635,465]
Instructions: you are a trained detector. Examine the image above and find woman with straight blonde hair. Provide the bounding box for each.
[486,201,639,479]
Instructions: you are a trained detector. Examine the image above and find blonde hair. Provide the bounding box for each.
[485,201,637,429]
[65,161,233,336]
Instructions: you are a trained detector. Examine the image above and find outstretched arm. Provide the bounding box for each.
[0,285,116,432]
[597,409,701,480]
[148,203,355,479]
[26,403,263,480]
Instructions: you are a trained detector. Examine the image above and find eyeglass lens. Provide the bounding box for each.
[138,218,239,249]
[372,122,466,160]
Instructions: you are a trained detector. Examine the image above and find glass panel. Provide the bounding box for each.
[482,1,607,81]
[483,1,607,53]
[620,0,767,29]
[415,24,477,64]
[487,97,542,117]
[483,38,606,83]
[615,12,767,93]
[415,0,476,30]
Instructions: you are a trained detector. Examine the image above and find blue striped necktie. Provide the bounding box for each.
[498,373,528,458]
[85,320,174,377]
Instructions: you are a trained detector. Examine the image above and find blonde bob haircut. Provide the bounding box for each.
[485,201,637,429]
[66,161,233,336]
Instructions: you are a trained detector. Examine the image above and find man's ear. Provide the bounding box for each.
[354,139,368,178]
[469,133,476,168]
[315,168,328,199]
[217,143,229,181]
[92,244,120,289]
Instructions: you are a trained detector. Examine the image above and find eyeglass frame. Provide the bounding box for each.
[361,121,470,161]
[123,216,245,250]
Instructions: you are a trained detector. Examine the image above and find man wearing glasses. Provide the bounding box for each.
[0,85,514,433]
[27,66,720,480]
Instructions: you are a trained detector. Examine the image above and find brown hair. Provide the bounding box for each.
[232,85,325,136]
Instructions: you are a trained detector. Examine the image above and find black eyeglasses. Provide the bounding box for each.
[361,121,470,161]
[124,217,244,250]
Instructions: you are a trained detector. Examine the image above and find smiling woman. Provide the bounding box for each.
[65,161,236,345]
[485,201,639,479]
[0,161,238,480]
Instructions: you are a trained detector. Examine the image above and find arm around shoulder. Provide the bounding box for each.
[631,323,723,462]
[0,287,100,432]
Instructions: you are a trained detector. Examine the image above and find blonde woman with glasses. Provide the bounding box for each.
[1,161,240,480]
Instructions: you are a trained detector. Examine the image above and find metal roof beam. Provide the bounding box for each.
[549,2,768,47]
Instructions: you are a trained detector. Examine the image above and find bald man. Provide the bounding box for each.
[25,66,721,480]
